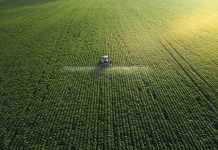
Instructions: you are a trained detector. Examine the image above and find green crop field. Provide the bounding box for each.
[0,0,218,149]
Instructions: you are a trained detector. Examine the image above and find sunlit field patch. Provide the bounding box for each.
[170,1,218,37]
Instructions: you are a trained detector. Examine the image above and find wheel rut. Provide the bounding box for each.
[125,4,218,115]
[156,37,218,115]
[165,39,217,94]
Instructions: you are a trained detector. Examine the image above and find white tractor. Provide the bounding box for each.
[100,55,112,67]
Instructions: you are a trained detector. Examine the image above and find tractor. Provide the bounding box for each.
[100,55,112,67]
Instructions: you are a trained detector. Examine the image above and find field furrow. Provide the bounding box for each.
[0,0,218,149]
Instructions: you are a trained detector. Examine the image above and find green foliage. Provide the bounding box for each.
[0,0,218,149]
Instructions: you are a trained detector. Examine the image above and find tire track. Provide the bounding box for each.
[122,2,218,115]
[165,39,217,94]
[156,37,218,114]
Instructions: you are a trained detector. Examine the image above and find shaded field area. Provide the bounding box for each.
[0,0,218,149]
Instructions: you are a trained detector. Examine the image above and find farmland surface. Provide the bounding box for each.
[0,0,218,149]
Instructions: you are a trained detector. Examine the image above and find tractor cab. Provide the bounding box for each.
[100,55,112,67]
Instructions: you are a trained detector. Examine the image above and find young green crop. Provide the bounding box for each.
[0,0,218,149]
